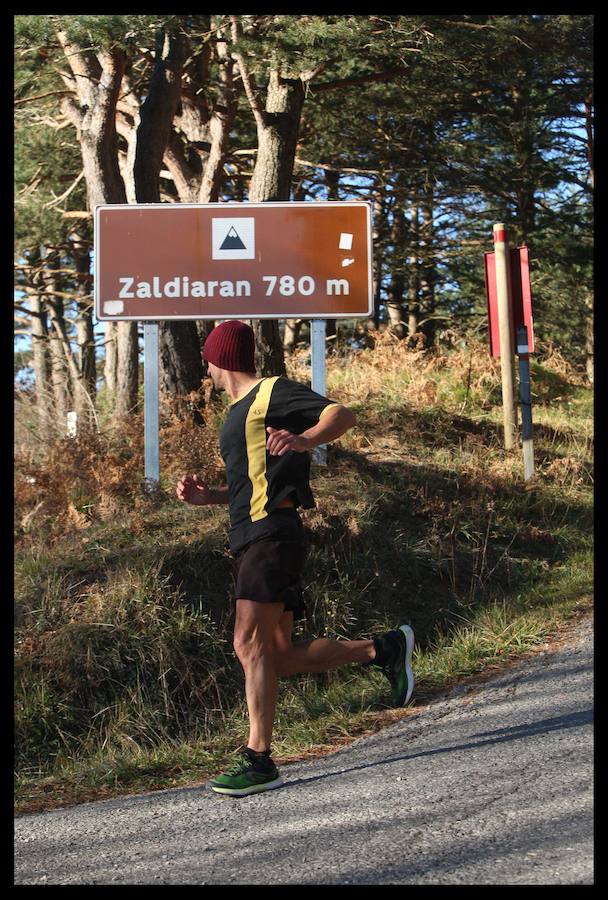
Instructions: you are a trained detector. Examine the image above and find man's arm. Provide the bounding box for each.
[266,404,356,456]
[176,474,229,505]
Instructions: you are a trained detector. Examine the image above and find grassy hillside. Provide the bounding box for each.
[14,334,593,813]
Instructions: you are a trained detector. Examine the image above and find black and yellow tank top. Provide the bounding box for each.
[219,375,336,551]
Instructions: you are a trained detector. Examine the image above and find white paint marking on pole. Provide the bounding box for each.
[516,325,535,480]
[310,319,327,466]
[144,322,160,492]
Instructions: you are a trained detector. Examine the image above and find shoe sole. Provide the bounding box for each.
[396,624,415,706]
[210,776,283,797]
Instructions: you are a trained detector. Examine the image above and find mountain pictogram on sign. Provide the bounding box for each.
[220,227,246,250]
[212,217,255,259]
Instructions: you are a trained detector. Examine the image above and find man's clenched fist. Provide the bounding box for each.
[176,474,212,505]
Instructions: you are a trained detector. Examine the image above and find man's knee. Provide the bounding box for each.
[233,628,273,667]
[233,599,288,669]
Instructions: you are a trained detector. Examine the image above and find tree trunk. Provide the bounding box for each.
[115,70,140,204]
[113,322,140,419]
[252,323,286,377]
[249,70,305,203]
[368,187,384,334]
[198,24,238,203]
[28,249,52,436]
[584,92,594,191]
[43,251,98,432]
[407,202,420,342]
[584,290,593,384]
[42,251,78,433]
[283,319,303,354]
[46,295,71,431]
[247,69,305,375]
[386,206,406,339]
[387,297,406,337]
[133,25,204,417]
[133,29,184,200]
[57,31,139,422]
[104,322,117,395]
[419,192,437,348]
[197,320,215,377]
[159,322,204,399]
[511,79,536,243]
[57,34,127,209]
[72,230,97,427]
[30,293,51,436]
[283,136,304,351]
[323,169,339,343]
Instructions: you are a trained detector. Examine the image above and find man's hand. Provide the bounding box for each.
[266,404,356,456]
[266,426,311,456]
[176,474,213,505]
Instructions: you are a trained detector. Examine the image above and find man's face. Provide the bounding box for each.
[207,361,223,390]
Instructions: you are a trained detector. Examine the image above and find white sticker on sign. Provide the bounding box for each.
[339,232,353,250]
[212,218,255,260]
[104,301,124,315]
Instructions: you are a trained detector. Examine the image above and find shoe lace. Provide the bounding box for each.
[226,754,250,776]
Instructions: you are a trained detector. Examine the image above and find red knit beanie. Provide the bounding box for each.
[202,320,256,373]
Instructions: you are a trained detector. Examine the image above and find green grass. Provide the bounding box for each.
[14,337,593,814]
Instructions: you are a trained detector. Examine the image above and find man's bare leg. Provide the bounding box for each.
[234,599,286,753]
[273,611,376,677]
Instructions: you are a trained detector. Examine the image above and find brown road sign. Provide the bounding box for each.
[94,201,373,321]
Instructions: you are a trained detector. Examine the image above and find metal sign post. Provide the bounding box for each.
[310,319,327,465]
[492,223,517,450]
[516,325,535,480]
[143,322,160,492]
[484,227,537,480]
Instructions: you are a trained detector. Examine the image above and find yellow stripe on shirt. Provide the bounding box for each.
[245,376,280,522]
[318,402,337,420]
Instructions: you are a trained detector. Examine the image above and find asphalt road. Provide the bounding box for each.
[14,614,594,885]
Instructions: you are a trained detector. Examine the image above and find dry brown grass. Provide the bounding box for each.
[14,333,590,544]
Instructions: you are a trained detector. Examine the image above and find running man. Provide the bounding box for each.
[176,320,414,796]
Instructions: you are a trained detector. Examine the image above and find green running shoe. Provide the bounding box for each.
[372,624,415,707]
[210,750,283,797]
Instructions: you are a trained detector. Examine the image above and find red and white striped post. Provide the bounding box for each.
[493,223,518,450]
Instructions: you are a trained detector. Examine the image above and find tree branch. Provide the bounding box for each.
[55,30,101,108]
[163,130,201,202]
[311,68,406,92]
[435,18,497,31]
[230,16,266,132]
[15,263,93,279]
[295,157,379,176]
[300,60,333,84]
[44,170,85,209]
[14,304,48,321]
[14,89,73,106]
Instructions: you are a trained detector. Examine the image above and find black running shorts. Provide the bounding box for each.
[233,512,309,619]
